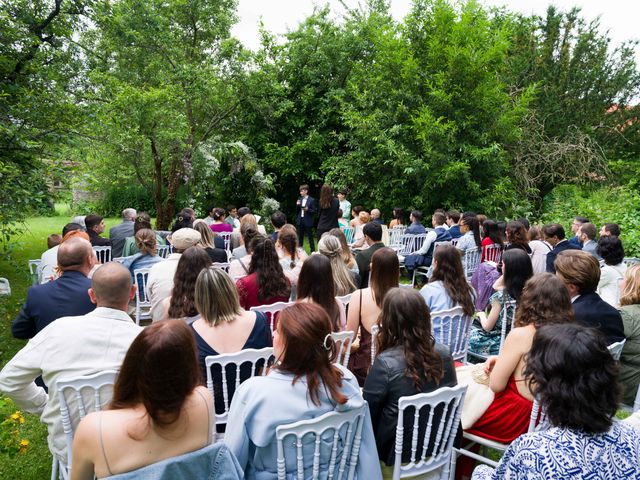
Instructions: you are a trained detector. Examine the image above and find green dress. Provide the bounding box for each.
[620,304,640,405]
[121,233,166,257]
[468,290,515,356]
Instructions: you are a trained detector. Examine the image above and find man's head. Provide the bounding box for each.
[270,211,287,230]
[170,228,202,253]
[446,210,460,226]
[89,262,136,310]
[237,207,251,219]
[57,238,96,275]
[555,250,601,296]
[410,210,423,223]
[299,184,309,197]
[62,223,83,237]
[227,205,237,218]
[371,208,381,220]
[47,234,62,249]
[571,216,590,235]
[362,222,383,245]
[122,208,137,221]
[542,223,566,247]
[600,223,621,237]
[85,214,105,235]
[432,211,446,227]
[578,222,597,243]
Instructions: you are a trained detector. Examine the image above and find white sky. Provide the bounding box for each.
[231,0,639,62]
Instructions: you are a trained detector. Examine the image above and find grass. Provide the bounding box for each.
[0,213,120,479]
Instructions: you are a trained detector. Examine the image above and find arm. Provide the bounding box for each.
[70,413,99,480]
[0,336,48,414]
[416,231,437,255]
[485,329,526,393]
[346,289,361,340]
[476,298,501,332]
[362,357,390,430]
[224,386,251,471]
[11,301,37,340]
[306,197,316,215]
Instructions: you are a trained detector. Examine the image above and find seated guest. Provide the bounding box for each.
[159,247,212,322]
[472,323,640,480]
[269,211,287,242]
[202,205,216,226]
[193,220,227,263]
[347,247,399,386]
[120,229,163,295]
[420,244,475,323]
[600,222,621,237]
[554,249,625,344]
[224,303,382,479]
[480,220,504,261]
[455,212,482,253]
[147,228,201,321]
[579,222,600,259]
[355,222,385,288]
[388,207,405,229]
[231,214,262,259]
[170,210,194,232]
[504,221,531,254]
[296,254,345,330]
[446,209,462,239]
[71,320,213,479]
[38,223,83,283]
[405,210,426,235]
[0,263,142,465]
[318,235,357,296]
[597,235,627,307]
[229,226,260,279]
[528,225,552,274]
[13,238,97,339]
[370,208,384,225]
[121,212,166,257]
[47,234,62,249]
[351,210,371,249]
[328,228,358,272]
[349,205,364,229]
[469,249,533,357]
[276,225,306,289]
[209,207,233,233]
[404,211,452,274]
[236,236,291,310]
[364,288,457,468]
[109,208,136,258]
[619,265,640,405]
[466,274,574,445]
[224,205,238,228]
[543,223,581,273]
[84,214,111,247]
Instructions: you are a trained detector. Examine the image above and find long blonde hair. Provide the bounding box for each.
[192,220,215,249]
[194,268,243,326]
[620,265,640,307]
[318,235,356,296]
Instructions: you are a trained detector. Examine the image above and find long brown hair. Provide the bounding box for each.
[110,320,201,429]
[328,228,355,267]
[168,247,212,318]
[377,288,444,390]
[514,273,575,328]
[297,255,340,329]
[276,303,347,406]
[249,236,291,301]
[370,247,399,307]
[277,226,299,269]
[319,184,333,209]
[430,245,474,316]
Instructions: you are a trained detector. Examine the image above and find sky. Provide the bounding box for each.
[231,0,639,62]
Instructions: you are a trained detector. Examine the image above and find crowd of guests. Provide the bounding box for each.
[2,191,640,479]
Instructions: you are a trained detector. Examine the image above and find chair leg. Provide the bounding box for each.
[51,457,58,480]
[448,449,457,480]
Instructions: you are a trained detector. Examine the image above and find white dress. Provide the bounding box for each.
[528,240,552,274]
[598,262,627,307]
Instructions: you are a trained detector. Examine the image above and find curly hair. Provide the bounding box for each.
[524,323,620,433]
[249,236,291,302]
[430,245,474,316]
[514,273,574,328]
[597,235,625,266]
[167,247,212,319]
[506,221,528,249]
[377,288,444,390]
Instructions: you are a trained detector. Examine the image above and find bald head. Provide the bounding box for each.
[57,238,94,273]
[91,262,134,309]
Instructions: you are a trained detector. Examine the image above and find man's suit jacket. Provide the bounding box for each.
[355,242,386,289]
[109,220,135,258]
[546,240,581,273]
[572,292,625,345]
[12,270,95,339]
[88,230,111,247]
[296,196,316,228]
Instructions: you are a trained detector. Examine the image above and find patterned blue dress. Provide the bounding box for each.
[471,423,640,479]
[468,290,515,356]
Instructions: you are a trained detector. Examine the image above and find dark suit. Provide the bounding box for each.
[88,230,111,247]
[296,195,316,251]
[355,242,386,289]
[572,292,625,345]
[12,270,95,339]
[109,220,135,257]
[546,239,581,273]
[568,235,582,248]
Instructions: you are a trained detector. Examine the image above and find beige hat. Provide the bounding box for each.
[171,228,201,250]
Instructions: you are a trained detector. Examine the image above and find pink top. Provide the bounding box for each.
[210,223,233,233]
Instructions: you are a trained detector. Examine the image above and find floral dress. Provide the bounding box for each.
[468,290,515,356]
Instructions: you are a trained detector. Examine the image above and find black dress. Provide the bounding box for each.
[316,197,340,239]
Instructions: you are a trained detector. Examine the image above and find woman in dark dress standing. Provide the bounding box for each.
[316,184,340,240]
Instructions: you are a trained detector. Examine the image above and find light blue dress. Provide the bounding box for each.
[224,364,382,479]
[472,423,640,479]
[455,231,477,252]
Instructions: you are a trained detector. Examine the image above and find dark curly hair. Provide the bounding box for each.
[597,235,625,266]
[430,244,474,316]
[167,247,212,318]
[524,323,620,434]
[249,236,291,302]
[171,210,194,232]
[377,288,444,390]
[514,273,574,328]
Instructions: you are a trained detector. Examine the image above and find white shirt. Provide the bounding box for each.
[39,246,59,284]
[147,253,181,321]
[415,230,438,256]
[0,307,142,463]
[598,263,627,308]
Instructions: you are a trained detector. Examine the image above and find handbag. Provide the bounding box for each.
[456,363,495,429]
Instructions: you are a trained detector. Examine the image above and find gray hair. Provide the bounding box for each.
[194,268,242,326]
[122,208,137,221]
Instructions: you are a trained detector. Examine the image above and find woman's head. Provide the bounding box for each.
[392,207,405,223]
[195,267,242,326]
[502,248,533,301]
[328,228,355,265]
[620,264,640,307]
[318,235,356,296]
[249,236,291,301]
[482,220,503,245]
[171,211,193,232]
[297,254,339,329]
[370,247,400,307]
[358,211,371,224]
[240,224,260,253]
[275,303,347,406]
[431,245,474,316]
[514,273,574,328]
[319,184,333,209]
[167,247,212,318]
[377,288,444,389]
[134,212,152,233]
[506,221,528,246]
[111,320,200,427]
[597,235,625,266]
[240,213,258,230]
[212,207,226,221]
[192,220,215,249]
[528,225,542,241]
[352,205,364,219]
[524,323,620,433]
[135,228,157,256]
[277,228,298,265]
[460,212,481,247]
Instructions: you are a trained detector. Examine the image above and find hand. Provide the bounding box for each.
[483,356,498,376]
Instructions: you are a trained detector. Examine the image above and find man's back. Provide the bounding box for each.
[356,243,385,288]
[546,240,581,273]
[109,221,134,258]
[573,292,625,345]
[147,253,181,320]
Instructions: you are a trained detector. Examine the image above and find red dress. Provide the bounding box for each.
[236,273,291,310]
[465,376,533,443]
[480,237,493,263]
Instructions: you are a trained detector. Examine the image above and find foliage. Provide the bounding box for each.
[539,184,640,257]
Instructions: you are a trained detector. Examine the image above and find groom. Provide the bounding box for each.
[296,184,316,251]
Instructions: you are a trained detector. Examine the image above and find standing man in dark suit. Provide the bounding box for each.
[355,222,386,288]
[109,208,137,258]
[568,215,590,247]
[554,250,625,345]
[543,223,581,273]
[296,184,316,251]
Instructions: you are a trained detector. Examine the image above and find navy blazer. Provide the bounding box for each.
[12,270,96,339]
[572,292,625,345]
[546,240,581,273]
[296,196,316,227]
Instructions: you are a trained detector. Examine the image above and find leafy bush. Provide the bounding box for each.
[539,184,640,256]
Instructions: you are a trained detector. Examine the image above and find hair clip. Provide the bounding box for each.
[178,215,184,222]
[323,333,332,351]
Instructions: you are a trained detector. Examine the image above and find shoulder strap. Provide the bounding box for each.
[238,257,249,274]
[195,389,212,444]
[358,288,363,323]
[99,412,114,476]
